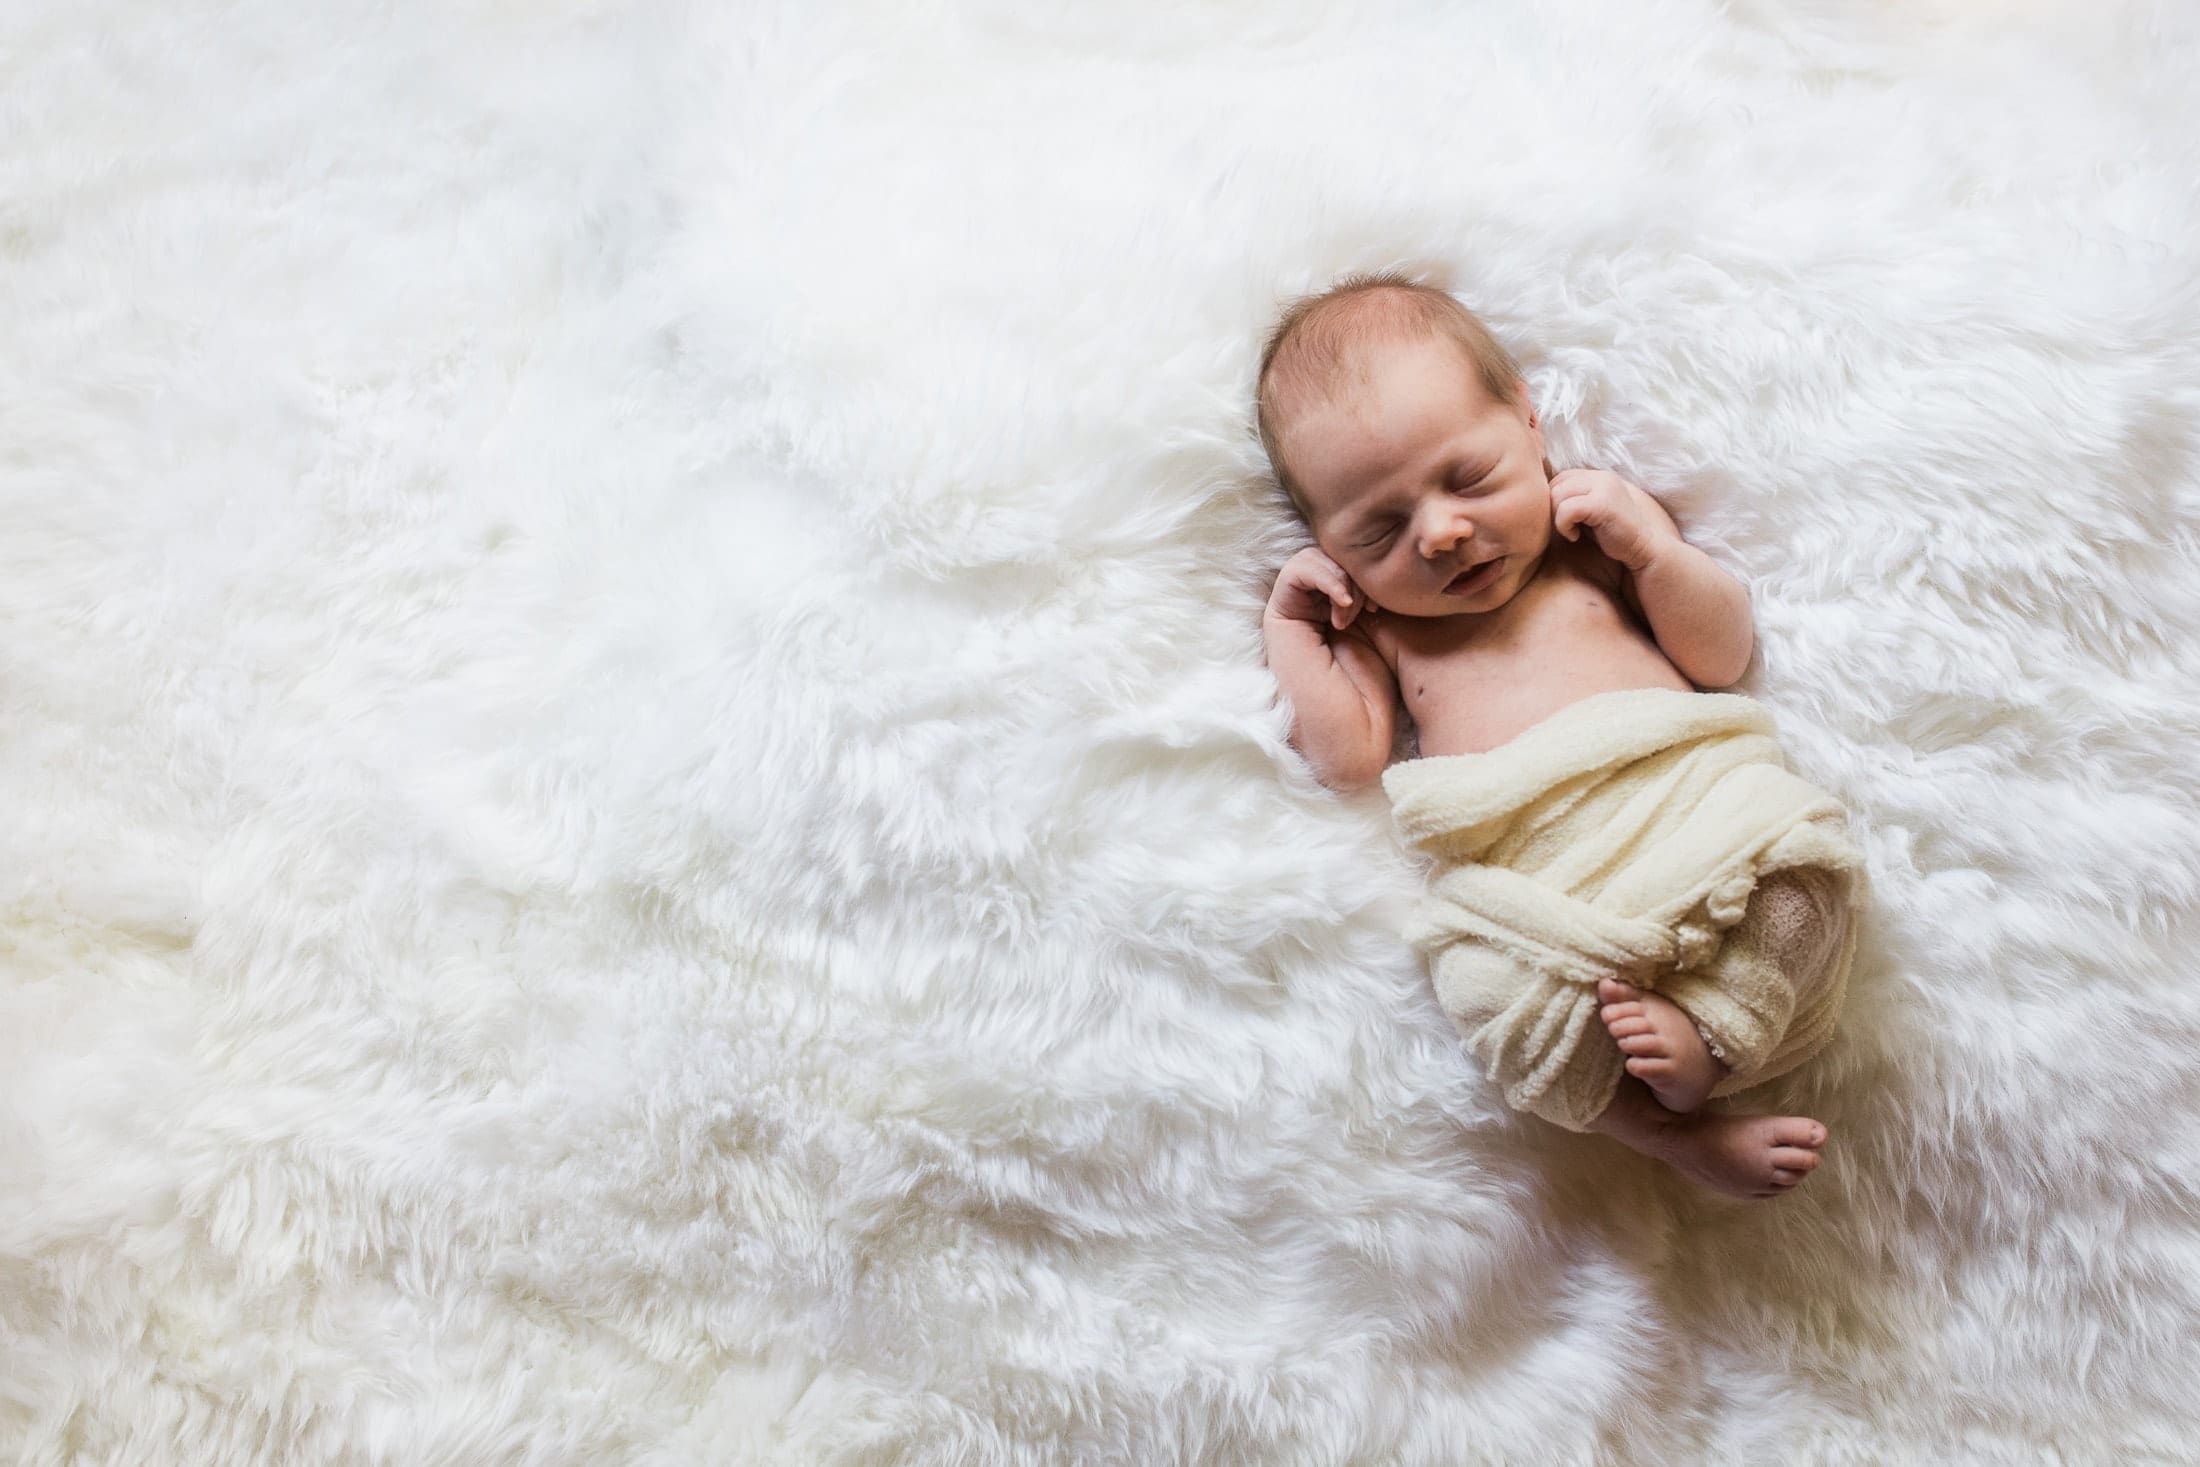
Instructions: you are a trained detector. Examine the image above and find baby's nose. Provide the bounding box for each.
[1421,518,1470,557]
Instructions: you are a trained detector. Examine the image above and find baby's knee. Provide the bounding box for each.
[1746,868,1844,977]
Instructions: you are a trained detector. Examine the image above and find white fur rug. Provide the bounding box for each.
[7,2,2198,1461]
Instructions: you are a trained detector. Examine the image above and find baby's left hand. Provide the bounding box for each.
[1549,469,1679,571]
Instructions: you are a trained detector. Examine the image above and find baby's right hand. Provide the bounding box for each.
[1266,546,1366,634]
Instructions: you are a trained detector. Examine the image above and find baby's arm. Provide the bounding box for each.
[1263,547,1397,791]
[1553,471,1754,689]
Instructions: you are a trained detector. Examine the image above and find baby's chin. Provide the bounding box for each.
[1375,581,1524,619]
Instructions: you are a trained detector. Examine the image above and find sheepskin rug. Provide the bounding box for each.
[6,1,2198,1461]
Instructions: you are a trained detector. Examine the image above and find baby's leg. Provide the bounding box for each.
[1599,868,1847,1113]
[1586,1073,1829,1199]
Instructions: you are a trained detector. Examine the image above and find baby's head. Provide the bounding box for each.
[1257,272,1555,619]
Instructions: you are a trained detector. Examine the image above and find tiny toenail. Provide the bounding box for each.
[1812,1128,1825,1144]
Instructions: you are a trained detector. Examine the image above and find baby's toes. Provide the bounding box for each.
[1625,1056,1675,1079]
[1617,1032,1667,1056]
[1597,977,1640,1005]
[1599,1001,1645,1029]
[1769,1147,1821,1174]
[1771,1118,1829,1150]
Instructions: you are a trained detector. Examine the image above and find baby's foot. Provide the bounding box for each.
[1647,1110,1829,1200]
[1598,977,1728,1114]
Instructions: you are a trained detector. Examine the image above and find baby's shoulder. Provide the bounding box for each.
[1537,535,1645,624]
[1352,608,1404,674]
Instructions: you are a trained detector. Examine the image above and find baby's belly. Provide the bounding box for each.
[1408,641,1696,758]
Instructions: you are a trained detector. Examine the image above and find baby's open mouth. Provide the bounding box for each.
[1445,557,1505,594]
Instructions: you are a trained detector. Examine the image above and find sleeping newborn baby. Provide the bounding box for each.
[1256,274,1867,1201]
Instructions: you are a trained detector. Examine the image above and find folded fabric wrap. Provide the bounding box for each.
[1381,687,1868,1132]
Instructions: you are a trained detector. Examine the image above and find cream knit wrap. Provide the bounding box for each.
[1381,687,1869,1132]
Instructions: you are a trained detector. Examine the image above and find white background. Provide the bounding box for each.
[4,2,2196,1461]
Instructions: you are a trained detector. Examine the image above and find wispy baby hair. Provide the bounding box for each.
[1256,269,1524,521]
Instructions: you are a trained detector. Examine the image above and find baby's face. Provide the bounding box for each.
[1283,335,1555,619]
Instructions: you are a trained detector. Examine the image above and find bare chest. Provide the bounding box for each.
[1370,544,1694,757]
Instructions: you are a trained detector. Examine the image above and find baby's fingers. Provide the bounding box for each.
[1326,576,1361,629]
[1272,548,1363,631]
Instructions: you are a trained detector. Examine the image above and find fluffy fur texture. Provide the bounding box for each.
[4,2,2199,1462]
[1383,687,1867,1132]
